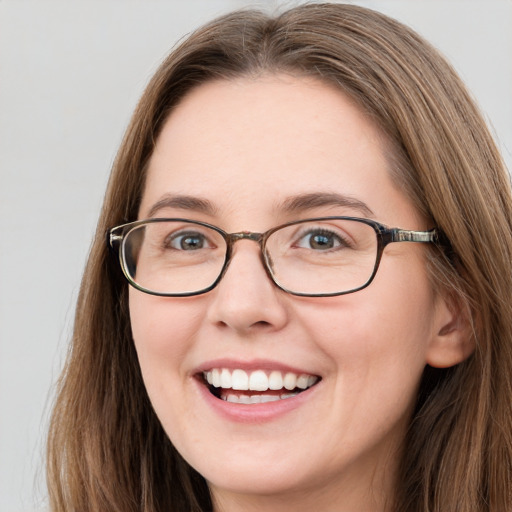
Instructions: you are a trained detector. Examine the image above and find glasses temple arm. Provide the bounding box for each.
[390,228,439,243]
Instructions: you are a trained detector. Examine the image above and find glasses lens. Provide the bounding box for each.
[121,220,227,295]
[265,219,378,295]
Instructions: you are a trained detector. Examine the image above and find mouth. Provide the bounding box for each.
[200,368,321,404]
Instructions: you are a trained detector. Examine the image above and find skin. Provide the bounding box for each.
[129,74,468,512]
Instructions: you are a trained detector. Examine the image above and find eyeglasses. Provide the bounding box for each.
[108,217,439,297]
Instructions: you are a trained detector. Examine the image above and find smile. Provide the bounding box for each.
[202,368,320,404]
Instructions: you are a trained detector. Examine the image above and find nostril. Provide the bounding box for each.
[253,320,272,328]
[214,319,272,331]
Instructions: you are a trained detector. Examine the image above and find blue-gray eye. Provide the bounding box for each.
[167,231,209,250]
[296,229,343,250]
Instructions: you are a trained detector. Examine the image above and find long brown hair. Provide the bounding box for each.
[47,4,512,511]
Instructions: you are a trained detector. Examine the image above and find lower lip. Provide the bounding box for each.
[195,377,319,423]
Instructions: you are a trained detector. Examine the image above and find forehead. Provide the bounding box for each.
[140,74,420,229]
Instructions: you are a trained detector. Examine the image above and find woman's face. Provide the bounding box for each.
[130,75,457,510]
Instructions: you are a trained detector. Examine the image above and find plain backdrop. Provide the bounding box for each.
[1,1,511,511]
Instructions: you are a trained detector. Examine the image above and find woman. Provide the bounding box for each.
[46,3,512,511]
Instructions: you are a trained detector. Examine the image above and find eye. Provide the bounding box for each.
[295,229,346,250]
[165,230,212,251]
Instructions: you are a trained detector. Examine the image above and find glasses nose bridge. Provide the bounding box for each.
[220,230,272,286]
[226,230,265,247]
[224,230,268,268]
[221,230,277,288]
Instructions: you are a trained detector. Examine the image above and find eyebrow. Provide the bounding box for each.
[147,194,217,218]
[278,192,374,217]
[146,191,374,219]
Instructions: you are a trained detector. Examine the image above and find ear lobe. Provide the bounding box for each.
[426,293,474,369]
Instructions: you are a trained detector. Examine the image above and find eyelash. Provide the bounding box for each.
[164,230,212,250]
[293,227,351,250]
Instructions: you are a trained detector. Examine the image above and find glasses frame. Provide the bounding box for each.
[109,217,440,298]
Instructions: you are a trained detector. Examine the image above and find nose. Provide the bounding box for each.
[206,240,289,334]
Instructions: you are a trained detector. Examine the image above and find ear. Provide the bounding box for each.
[426,291,474,368]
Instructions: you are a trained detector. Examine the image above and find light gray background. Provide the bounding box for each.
[1,1,511,511]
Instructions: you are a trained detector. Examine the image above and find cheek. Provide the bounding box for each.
[128,291,203,398]
[303,265,434,408]
[311,288,431,360]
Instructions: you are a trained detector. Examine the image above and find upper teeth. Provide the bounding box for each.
[203,368,318,391]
